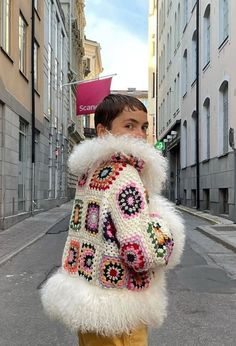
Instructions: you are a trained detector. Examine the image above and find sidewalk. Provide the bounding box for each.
[0,201,73,266]
[177,205,236,253]
[0,201,236,267]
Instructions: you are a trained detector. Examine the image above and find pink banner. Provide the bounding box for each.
[76,77,112,115]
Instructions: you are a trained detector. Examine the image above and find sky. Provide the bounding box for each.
[84,0,149,91]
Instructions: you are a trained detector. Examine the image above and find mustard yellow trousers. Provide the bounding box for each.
[78,325,148,346]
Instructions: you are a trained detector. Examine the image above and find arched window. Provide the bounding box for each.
[219,81,229,154]
[167,32,170,64]
[203,4,211,66]
[202,98,210,160]
[182,49,188,96]
[174,12,177,49]
[192,30,197,82]
[177,3,181,44]
[191,111,197,164]
[219,0,229,45]
[183,0,188,29]
[182,120,188,167]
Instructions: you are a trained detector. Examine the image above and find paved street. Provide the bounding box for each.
[0,212,236,346]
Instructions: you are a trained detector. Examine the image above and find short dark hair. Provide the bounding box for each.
[94,93,147,130]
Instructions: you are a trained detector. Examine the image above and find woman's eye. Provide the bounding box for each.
[142,125,149,132]
[125,124,133,129]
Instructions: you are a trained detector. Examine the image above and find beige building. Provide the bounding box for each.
[148,0,157,145]
[82,37,103,137]
[157,0,236,220]
[0,1,44,228]
[0,0,88,229]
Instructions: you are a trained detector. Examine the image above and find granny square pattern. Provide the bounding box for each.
[85,201,100,234]
[147,222,174,264]
[78,243,96,281]
[77,173,88,188]
[89,162,126,191]
[69,199,83,231]
[127,269,151,291]
[102,212,119,246]
[111,153,145,173]
[99,256,127,288]
[116,182,144,218]
[120,235,149,272]
[63,239,80,274]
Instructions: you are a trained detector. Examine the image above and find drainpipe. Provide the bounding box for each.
[196,0,200,209]
[31,0,35,215]
[155,1,159,140]
[1,109,5,228]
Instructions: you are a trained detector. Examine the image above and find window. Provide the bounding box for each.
[182,120,188,167]
[176,73,180,110]
[167,32,170,64]
[1,0,11,54]
[19,13,27,74]
[203,189,210,210]
[34,40,39,89]
[83,115,90,128]
[174,12,177,50]
[219,0,229,45]
[219,81,229,154]
[219,188,229,214]
[192,30,197,83]
[183,0,188,29]
[177,3,181,44]
[174,78,177,112]
[152,72,155,98]
[182,49,188,96]
[18,119,28,212]
[191,111,197,164]
[203,5,211,66]
[191,189,196,207]
[202,98,210,160]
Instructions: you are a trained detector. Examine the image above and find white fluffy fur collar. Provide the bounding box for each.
[68,134,168,194]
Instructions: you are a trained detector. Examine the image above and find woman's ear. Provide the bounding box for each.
[96,123,107,137]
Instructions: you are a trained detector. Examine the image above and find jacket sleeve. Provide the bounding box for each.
[108,164,174,272]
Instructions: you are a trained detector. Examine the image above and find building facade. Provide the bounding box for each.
[60,0,86,197]
[0,1,45,228]
[157,0,236,220]
[148,0,157,145]
[0,0,87,229]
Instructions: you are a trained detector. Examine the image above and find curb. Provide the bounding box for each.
[196,226,236,254]
[0,232,46,267]
[0,214,70,267]
[176,206,225,225]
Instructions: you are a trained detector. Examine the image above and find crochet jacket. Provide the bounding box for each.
[41,135,185,336]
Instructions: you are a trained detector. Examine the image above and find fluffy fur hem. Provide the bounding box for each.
[40,269,168,336]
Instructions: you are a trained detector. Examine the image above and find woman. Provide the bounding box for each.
[41,94,185,345]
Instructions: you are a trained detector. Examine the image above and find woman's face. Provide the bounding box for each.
[97,108,149,140]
